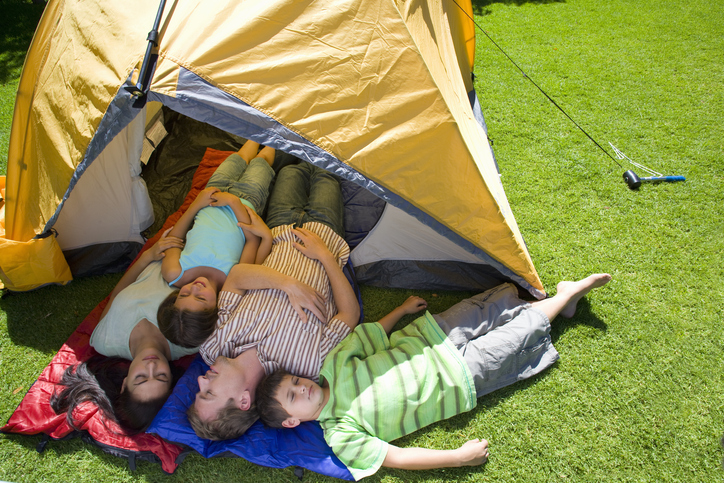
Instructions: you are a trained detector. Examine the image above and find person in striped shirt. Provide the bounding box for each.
[256,273,612,479]
[187,162,361,441]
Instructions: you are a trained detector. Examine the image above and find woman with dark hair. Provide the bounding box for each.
[51,355,184,434]
[51,228,197,434]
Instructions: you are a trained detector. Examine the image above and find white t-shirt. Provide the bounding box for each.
[89,261,198,360]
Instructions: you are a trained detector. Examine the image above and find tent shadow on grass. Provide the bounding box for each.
[0,275,117,354]
[1,292,80,354]
[472,0,565,17]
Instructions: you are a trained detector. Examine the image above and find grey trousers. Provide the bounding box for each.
[434,283,560,398]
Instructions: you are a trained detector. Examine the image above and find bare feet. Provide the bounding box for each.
[556,273,612,318]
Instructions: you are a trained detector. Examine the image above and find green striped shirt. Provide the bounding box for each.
[318,312,476,480]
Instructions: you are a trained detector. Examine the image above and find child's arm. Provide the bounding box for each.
[237,204,272,264]
[377,296,427,335]
[222,263,326,322]
[209,192,266,265]
[100,227,184,320]
[382,439,489,471]
[238,234,261,265]
[209,191,251,225]
[161,186,219,283]
[291,227,360,330]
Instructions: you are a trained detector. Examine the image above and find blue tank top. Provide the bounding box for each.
[170,200,255,285]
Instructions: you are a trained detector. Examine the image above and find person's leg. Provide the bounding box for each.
[237,139,261,163]
[207,139,263,190]
[206,152,248,191]
[265,163,312,230]
[302,165,345,238]
[207,140,275,213]
[459,303,559,398]
[435,274,611,397]
[433,284,520,341]
[530,273,611,320]
[434,283,558,397]
[256,146,275,167]
[224,158,276,213]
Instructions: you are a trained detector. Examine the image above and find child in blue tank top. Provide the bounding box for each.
[158,139,276,348]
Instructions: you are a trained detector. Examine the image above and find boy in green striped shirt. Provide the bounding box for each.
[256,274,611,480]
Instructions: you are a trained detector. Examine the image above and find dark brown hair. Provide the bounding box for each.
[256,368,292,428]
[157,290,218,348]
[50,355,180,435]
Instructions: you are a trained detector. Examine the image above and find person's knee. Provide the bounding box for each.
[278,162,311,179]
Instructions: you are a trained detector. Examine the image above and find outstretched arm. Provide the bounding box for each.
[100,227,184,320]
[382,439,489,471]
[161,187,219,283]
[377,296,427,335]
[222,263,326,322]
[292,227,359,330]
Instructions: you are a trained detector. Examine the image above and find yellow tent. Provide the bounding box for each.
[0,0,544,297]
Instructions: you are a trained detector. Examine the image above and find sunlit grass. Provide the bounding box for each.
[1,0,723,481]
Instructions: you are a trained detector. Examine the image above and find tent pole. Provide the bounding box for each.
[125,0,167,99]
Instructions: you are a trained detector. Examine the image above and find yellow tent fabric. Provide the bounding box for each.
[1,0,543,294]
[0,235,72,292]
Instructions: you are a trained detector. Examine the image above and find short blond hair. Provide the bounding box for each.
[187,399,259,440]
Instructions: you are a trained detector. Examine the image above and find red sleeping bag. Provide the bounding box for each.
[1,148,231,473]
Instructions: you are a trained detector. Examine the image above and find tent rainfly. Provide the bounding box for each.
[0,0,545,299]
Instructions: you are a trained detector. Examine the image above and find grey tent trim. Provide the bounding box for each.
[44,67,541,296]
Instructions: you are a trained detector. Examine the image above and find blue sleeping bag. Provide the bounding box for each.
[148,261,363,480]
[148,356,353,480]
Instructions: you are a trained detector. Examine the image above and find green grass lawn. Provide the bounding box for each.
[2,0,723,481]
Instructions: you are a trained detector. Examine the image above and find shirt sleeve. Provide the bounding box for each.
[323,421,390,481]
[199,290,244,365]
[318,317,353,357]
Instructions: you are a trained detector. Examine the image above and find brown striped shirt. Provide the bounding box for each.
[199,222,352,381]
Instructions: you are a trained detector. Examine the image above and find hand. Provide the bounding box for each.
[456,439,489,467]
[148,227,184,261]
[209,191,237,207]
[237,205,271,238]
[190,186,220,211]
[292,227,331,262]
[399,296,427,315]
[285,279,326,323]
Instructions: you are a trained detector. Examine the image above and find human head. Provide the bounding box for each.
[256,368,292,428]
[175,277,218,312]
[257,369,326,429]
[188,356,258,439]
[123,347,173,404]
[187,399,259,441]
[50,355,180,434]
[157,288,218,348]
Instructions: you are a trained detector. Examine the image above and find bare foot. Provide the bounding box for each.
[556,273,611,318]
